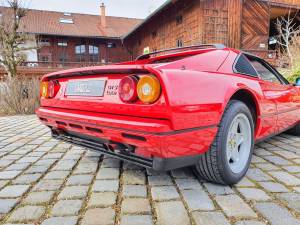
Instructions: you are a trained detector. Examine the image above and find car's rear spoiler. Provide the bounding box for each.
[42,65,159,80]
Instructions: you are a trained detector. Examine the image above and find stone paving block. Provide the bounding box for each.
[8,205,45,223]
[123,185,147,198]
[0,185,30,198]
[92,180,119,192]
[24,191,55,204]
[235,177,256,187]
[82,208,115,225]
[171,168,195,179]
[88,192,117,208]
[44,171,70,180]
[12,173,42,185]
[216,195,257,218]
[269,171,300,186]
[66,175,93,186]
[263,155,292,165]
[252,155,267,163]
[58,186,89,199]
[151,186,179,201]
[276,151,300,159]
[255,202,300,225]
[96,168,120,180]
[24,165,49,174]
[204,183,234,195]
[155,201,190,225]
[33,179,64,192]
[181,189,215,211]
[0,171,21,180]
[237,188,271,201]
[0,199,19,213]
[148,175,173,186]
[247,168,274,182]
[121,215,153,225]
[34,159,57,166]
[123,170,146,185]
[73,163,98,174]
[235,221,267,225]
[122,198,151,214]
[175,178,202,190]
[283,166,300,173]
[17,157,38,163]
[52,160,77,171]
[259,182,289,193]
[101,157,120,168]
[51,200,83,216]
[41,216,78,225]
[192,211,230,225]
[277,193,300,213]
[255,163,280,171]
[5,163,30,171]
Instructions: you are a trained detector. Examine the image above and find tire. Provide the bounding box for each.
[194,100,255,185]
[286,124,300,136]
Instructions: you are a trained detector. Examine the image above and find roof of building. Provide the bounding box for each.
[0,6,142,38]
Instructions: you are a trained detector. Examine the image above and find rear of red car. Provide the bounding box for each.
[36,50,222,170]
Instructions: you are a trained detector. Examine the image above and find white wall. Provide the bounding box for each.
[20,37,38,62]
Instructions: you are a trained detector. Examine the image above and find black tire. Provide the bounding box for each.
[194,100,255,185]
[286,124,300,136]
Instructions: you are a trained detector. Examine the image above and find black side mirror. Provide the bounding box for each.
[295,77,300,87]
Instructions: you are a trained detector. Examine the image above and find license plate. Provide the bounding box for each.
[66,79,106,97]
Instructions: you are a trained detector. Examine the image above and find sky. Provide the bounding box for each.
[0,0,168,19]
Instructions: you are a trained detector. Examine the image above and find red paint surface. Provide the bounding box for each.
[36,48,300,158]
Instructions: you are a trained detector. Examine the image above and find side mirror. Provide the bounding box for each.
[295,77,300,87]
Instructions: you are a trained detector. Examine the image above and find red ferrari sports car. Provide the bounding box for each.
[36,44,300,185]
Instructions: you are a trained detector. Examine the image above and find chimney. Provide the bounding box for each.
[100,3,106,28]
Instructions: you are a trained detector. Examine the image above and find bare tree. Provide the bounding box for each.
[0,0,36,78]
[275,8,300,68]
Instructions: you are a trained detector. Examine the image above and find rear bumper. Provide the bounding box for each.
[51,129,202,171]
[36,107,217,159]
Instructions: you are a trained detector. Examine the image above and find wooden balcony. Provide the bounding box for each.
[0,61,107,78]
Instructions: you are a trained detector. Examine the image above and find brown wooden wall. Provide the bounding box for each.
[241,0,270,50]
[228,0,243,49]
[269,0,300,7]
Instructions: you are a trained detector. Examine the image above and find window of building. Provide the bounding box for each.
[39,39,51,46]
[64,12,72,16]
[40,56,49,62]
[75,45,86,54]
[89,45,99,62]
[107,42,116,48]
[176,39,183,47]
[75,45,86,62]
[59,18,74,24]
[176,15,183,24]
[58,41,68,47]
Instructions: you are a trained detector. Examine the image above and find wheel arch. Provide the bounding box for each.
[224,88,261,133]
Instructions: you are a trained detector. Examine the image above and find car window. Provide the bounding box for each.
[234,54,258,77]
[248,59,282,84]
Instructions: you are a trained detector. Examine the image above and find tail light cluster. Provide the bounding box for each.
[119,75,161,104]
[40,80,60,99]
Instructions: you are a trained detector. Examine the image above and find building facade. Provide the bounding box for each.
[0,4,141,69]
[124,0,300,61]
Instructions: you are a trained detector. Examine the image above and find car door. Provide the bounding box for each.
[247,56,298,134]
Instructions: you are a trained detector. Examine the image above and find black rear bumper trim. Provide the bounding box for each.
[51,129,201,171]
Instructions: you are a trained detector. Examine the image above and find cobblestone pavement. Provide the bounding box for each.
[0,116,300,225]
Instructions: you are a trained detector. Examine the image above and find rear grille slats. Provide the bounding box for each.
[52,131,153,168]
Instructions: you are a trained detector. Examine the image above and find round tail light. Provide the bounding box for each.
[118,76,138,103]
[137,75,161,104]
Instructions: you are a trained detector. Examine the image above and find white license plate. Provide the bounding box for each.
[66,79,106,97]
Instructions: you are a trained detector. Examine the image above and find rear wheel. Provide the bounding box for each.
[194,100,254,185]
[286,124,300,136]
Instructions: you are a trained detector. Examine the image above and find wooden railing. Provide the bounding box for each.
[19,61,106,69]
